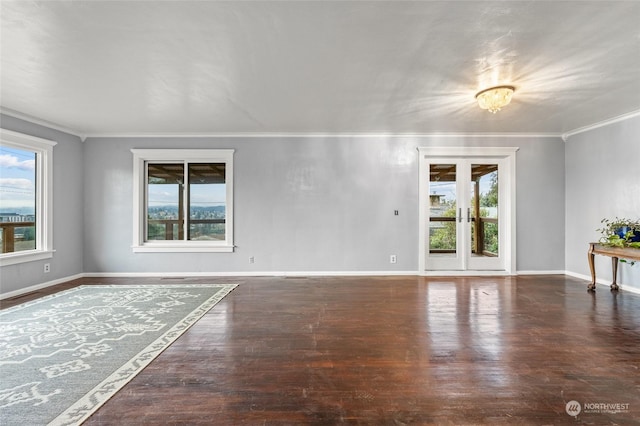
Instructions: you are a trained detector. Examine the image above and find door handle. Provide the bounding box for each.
[467,208,471,223]
[458,208,462,223]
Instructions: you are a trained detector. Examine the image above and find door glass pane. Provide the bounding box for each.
[470,164,498,257]
[188,163,226,241]
[429,164,457,256]
[0,146,36,253]
[146,163,184,241]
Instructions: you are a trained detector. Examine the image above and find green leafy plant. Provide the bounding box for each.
[597,217,640,265]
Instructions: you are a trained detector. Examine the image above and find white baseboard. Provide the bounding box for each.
[516,270,565,275]
[564,270,601,283]
[421,270,513,277]
[83,270,419,278]
[0,273,84,300]
[84,270,565,278]
[565,270,640,295]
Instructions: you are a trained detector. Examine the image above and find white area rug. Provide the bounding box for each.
[0,284,237,425]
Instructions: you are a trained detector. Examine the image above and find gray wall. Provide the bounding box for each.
[0,114,84,294]
[82,135,566,274]
[0,116,568,295]
[565,115,640,290]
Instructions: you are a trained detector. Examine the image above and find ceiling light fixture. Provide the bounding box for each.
[475,85,515,113]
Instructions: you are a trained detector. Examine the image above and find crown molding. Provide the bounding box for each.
[84,132,563,140]
[0,108,86,141]
[3,107,639,142]
[561,109,640,142]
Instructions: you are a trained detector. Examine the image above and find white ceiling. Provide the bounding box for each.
[1,1,640,137]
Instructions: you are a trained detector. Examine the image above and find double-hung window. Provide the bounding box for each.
[132,149,234,252]
[0,129,56,266]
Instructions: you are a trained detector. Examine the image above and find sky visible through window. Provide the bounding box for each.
[147,184,226,207]
[430,173,495,203]
[0,146,36,214]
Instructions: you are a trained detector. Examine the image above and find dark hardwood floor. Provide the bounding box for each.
[2,275,640,425]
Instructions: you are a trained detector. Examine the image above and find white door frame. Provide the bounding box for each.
[418,147,518,276]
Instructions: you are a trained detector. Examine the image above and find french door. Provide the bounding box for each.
[418,147,517,274]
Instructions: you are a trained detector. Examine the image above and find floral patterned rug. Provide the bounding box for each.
[0,284,236,425]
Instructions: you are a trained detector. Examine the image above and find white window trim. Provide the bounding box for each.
[0,129,57,266]
[131,148,234,253]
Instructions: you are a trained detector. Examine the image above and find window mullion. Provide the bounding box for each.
[143,161,149,242]
[183,162,189,241]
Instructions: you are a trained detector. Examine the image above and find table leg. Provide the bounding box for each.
[611,257,619,291]
[588,244,597,291]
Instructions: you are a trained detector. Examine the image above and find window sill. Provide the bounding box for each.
[132,244,234,253]
[0,250,55,267]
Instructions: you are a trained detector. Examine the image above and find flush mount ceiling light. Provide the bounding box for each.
[475,85,515,113]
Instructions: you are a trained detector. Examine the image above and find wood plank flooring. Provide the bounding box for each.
[2,275,640,425]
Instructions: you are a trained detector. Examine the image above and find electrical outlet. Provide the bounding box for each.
[44,263,51,273]
[249,256,255,264]
[390,255,397,264]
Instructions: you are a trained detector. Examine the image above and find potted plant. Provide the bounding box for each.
[597,217,640,265]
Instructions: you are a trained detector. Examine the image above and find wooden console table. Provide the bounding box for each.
[587,243,640,291]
